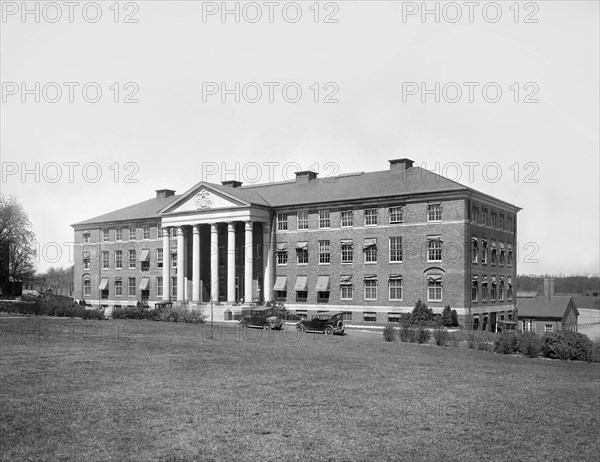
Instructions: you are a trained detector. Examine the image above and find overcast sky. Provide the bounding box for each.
[1,1,598,276]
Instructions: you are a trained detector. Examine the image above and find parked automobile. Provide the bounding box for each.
[240,306,283,330]
[296,311,345,335]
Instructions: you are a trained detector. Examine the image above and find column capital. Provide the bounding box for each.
[245,221,253,232]
[210,223,218,233]
[177,226,185,236]
[193,224,201,234]
[228,222,235,232]
[162,227,170,238]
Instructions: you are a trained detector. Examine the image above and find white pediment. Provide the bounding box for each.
[166,187,245,214]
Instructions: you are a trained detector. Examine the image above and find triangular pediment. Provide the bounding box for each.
[160,182,249,215]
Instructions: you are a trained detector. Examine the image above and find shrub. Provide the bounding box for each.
[476,339,490,351]
[383,325,396,342]
[440,305,452,327]
[411,299,433,324]
[433,326,450,346]
[587,338,600,363]
[518,332,542,358]
[450,309,459,327]
[416,325,431,344]
[541,331,593,361]
[398,323,416,343]
[267,301,300,320]
[466,332,476,349]
[494,332,519,354]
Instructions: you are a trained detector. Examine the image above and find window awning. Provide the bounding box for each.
[139,249,150,262]
[340,239,353,245]
[472,237,478,243]
[114,277,122,281]
[98,278,109,290]
[296,241,308,250]
[389,275,403,281]
[481,276,488,284]
[273,276,287,291]
[491,276,497,285]
[472,275,478,282]
[482,239,488,245]
[139,277,150,291]
[294,276,308,291]
[499,243,505,249]
[507,276,512,286]
[363,238,377,249]
[315,275,330,291]
[427,274,443,282]
[340,275,353,284]
[427,235,443,242]
[490,242,497,249]
[276,243,287,251]
[363,274,378,280]
[507,244,513,250]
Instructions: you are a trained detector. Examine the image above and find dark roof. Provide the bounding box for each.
[562,294,600,310]
[517,296,579,318]
[72,194,180,226]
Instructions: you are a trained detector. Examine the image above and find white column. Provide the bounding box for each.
[263,221,273,302]
[192,225,201,303]
[244,221,253,303]
[227,222,236,303]
[210,223,219,303]
[177,226,185,302]
[162,227,170,301]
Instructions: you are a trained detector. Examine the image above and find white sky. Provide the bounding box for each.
[1,1,598,276]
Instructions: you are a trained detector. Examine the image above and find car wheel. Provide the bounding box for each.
[324,326,334,336]
[296,324,305,333]
[262,323,271,330]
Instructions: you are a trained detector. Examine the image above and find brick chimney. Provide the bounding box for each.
[221,180,243,188]
[543,277,555,300]
[156,189,175,198]
[295,171,318,183]
[389,158,414,174]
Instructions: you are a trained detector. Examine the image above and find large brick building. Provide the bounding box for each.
[71,159,520,328]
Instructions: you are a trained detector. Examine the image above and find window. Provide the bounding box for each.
[297,247,308,264]
[102,251,109,270]
[115,227,122,241]
[277,249,288,265]
[427,203,442,222]
[277,213,288,231]
[275,290,287,301]
[389,206,403,224]
[103,228,110,242]
[472,238,478,264]
[364,241,377,263]
[508,216,513,232]
[499,281,504,301]
[522,320,535,333]
[364,209,378,226]
[340,284,353,300]
[545,324,553,333]
[157,277,163,297]
[128,250,136,269]
[83,232,90,243]
[170,228,177,239]
[471,280,478,302]
[141,260,150,272]
[83,279,91,296]
[341,241,353,264]
[171,251,177,268]
[491,242,497,265]
[490,282,497,301]
[389,237,402,262]
[128,278,136,297]
[342,311,353,321]
[389,279,402,301]
[507,281,513,300]
[481,240,488,264]
[296,291,308,303]
[364,312,377,323]
[318,240,330,264]
[481,279,488,301]
[364,280,377,300]
[129,225,136,240]
[115,280,123,296]
[115,250,122,269]
[428,279,442,301]
[471,205,478,223]
[83,255,90,270]
[317,291,330,303]
[157,249,163,268]
[491,211,497,228]
[171,277,177,298]
[341,210,353,227]
[499,214,504,229]
[507,247,513,266]
[481,208,487,225]
[319,210,330,229]
[499,246,505,266]
[473,317,480,330]
[297,211,308,230]
[142,224,150,239]
[427,238,442,262]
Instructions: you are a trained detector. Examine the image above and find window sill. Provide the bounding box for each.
[389,261,403,264]
[364,262,378,265]
[341,262,353,265]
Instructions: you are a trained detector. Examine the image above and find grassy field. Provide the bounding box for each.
[1,317,599,462]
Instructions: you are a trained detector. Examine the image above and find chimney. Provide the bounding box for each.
[156,189,176,199]
[543,277,555,300]
[389,158,414,173]
[295,171,318,183]
[221,180,243,188]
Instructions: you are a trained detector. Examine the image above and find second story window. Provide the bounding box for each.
[341,210,353,227]
[157,249,163,268]
[491,242,497,265]
[115,227,122,241]
[389,237,402,262]
[364,209,378,226]
[128,249,136,269]
[318,240,330,264]
[276,243,288,265]
[427,203,442,222]
[471,204,478,223]
[296,242,309,264]
[82,231,90,243]
[481,207,487,225]
[363,238,377,263]
[102,228,110,242]
[481,239,488,264]
[102,251,109,269]
[142,224,150,239]
[115,250,123,269]
[129,225,136,240]
[507,216,513,232]
[341,240,353,264]
[319,210,330,229]
[83,252,90,270]
[472,237,478,263]
[297,211,308,230]
[427,237,442,262]
[491,212,497,228]
[499,214,504,229]
[277,213,288,231]
[389,207,403,224]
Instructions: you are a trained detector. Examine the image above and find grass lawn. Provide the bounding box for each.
[1,317,599,462]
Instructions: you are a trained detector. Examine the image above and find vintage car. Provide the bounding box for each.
[296,311,345,335]
[240,306,283,330]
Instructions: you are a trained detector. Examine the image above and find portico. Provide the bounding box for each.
[158,182,273,305]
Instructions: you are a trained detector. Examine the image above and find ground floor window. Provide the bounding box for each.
[317,291,330,303]
[363,312,377,323]
[296,291,308,303]
[473,317,479,330]
[522,319,535,333]
[296,310,307,320]
[389,279,402,301]
[340,285,353,300]
[364,280,377,300]
[83,279,91,296]
[101,290,109,300]
[545,324,553,333]
[428,280,442,302]
[171,277,177,299]
[157,277,163,297]
[342,311,353,321]
[388,313,401,323]
[275,290,287,301]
